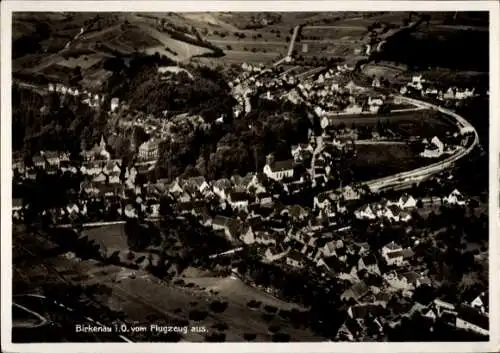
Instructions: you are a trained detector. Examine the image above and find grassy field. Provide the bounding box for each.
[351,144,442,181]
[14,245,322,342]
[327,109,458,137]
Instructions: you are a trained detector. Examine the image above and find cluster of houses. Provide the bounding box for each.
[48,82,106,109]
[400,75,479,102]
[354,189,469,224]
[354,194,416,223]
[292,70,390,118]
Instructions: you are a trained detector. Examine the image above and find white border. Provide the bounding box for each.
[1,2,499,353]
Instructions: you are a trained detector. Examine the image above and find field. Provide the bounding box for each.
[57,53,107,70]
[13,226,323,342]
[326,109,458,138]
[362,63,406,80]
[351,144,444,181]
[195,51,281,66]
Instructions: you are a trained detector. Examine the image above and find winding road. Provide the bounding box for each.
[316,95,479,197]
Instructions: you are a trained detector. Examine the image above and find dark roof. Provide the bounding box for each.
[270,159,294,172]
[287,250,304,262]
[401,271,420,284]
[385,242,401,251]
[361,253,378,266]
[212,215,231,226]
[351,281,369,299]
[387,250,404,259]
[350,304,386,320]
[229,191,252,202]
[402,248,415,258]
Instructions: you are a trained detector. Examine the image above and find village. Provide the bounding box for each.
[9,10,490,343]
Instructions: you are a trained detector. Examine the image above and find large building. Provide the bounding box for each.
[138,138,161,160]
[263,154,294,181]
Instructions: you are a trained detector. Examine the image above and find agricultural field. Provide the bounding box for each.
[327,109,458,138]
[351,144,445,181]
[13,228,322,342]
[195,51,281,66]
[57,53,107,70]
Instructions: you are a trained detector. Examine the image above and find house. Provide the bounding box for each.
[381,242,403,264]
[469,292,488,314]
[82,161,104,176]
[355,204,376,220]
[186,176,210,194]
[227,191,252,210]
[263,155,294,181]
[168,178,184,195]
[257,193,273,206]
[341,281,369,302]
[108,171,121,184]
[240,226,255,245]
[92,172,107,184]
[383,271,414,292]
[291,144,314,162]
[342,186,360,201]
[263,246,290,263]
[358,254,381,275]
[110,97,120,112]
[32,155,46,169]
[177,192,192,204]
[314,194,331,210]
[247,174,267,195]
[322,240,338,258]
[384,204,402,222]
[138,138,161,160]
[103,160,122,175]
[212,178,231,200]
[445,189,467,206]
[42,151,62,167]
[348,303,387,320]
[285,251,305,269]
[398,194,417,209]
[255,232,276,246]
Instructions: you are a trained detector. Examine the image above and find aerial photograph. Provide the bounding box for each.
[10,11,489,343]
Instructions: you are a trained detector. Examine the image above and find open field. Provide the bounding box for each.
[183,276,304,311]
[135,23,213,61]
[57,53,106,70]
[195,51,281,66]
[351,144,445,181]
[327,109,458,137]
[13,234,322,342]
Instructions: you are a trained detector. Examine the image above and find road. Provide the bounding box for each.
[273,25,300,66]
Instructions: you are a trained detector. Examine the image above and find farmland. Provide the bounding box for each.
[13,226,323,342]
[327,109,458,138]
[351,144,445,181]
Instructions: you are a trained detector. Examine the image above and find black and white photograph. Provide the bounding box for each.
[1,1,499,352]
